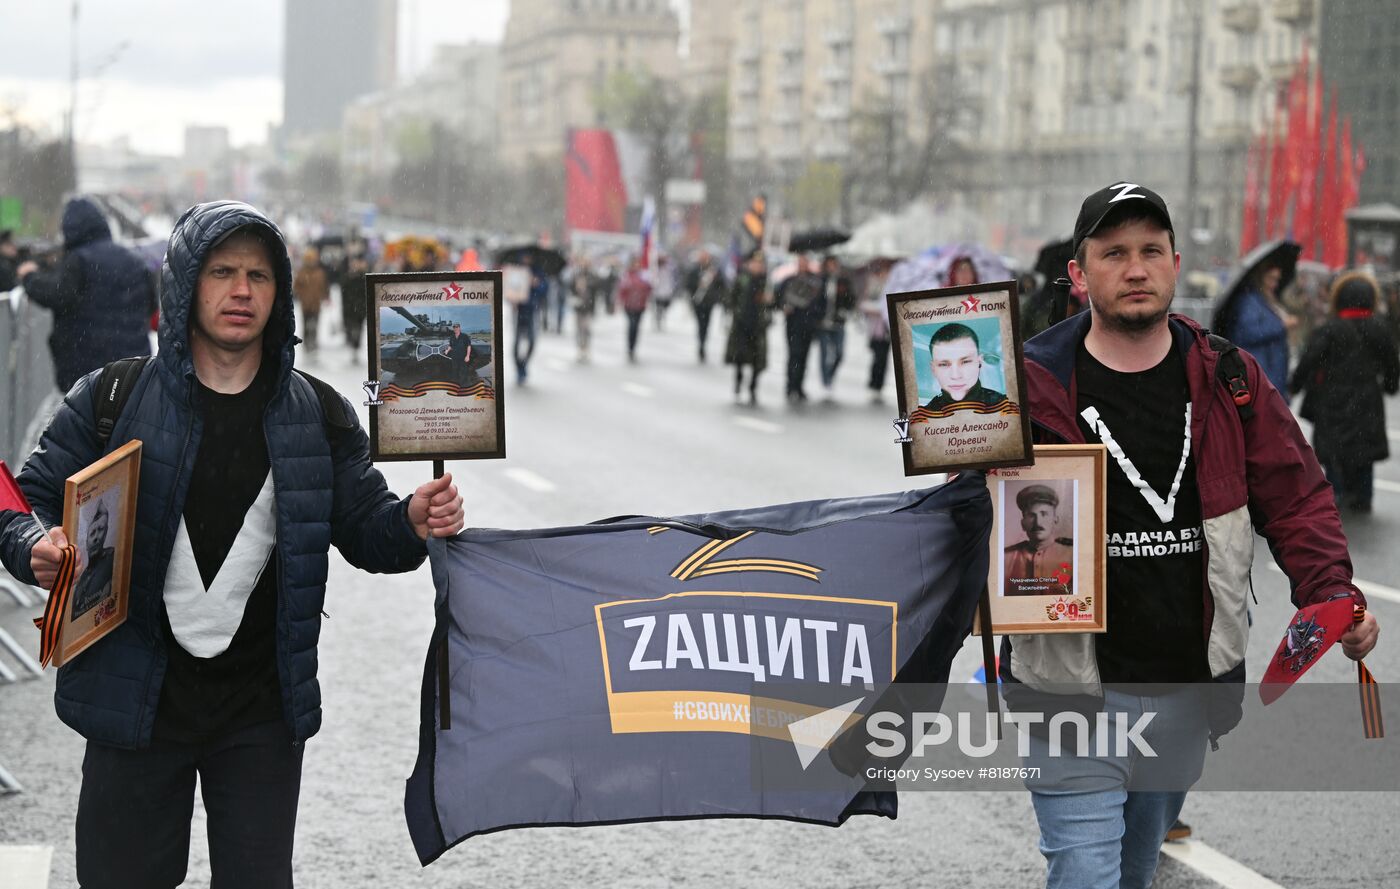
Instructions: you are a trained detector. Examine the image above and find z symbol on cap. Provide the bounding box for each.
[1109,182,1146,203]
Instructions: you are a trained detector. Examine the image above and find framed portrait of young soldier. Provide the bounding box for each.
[887,281,1033,475]
[366,270,505,462]
[54,439,141,666]
[974,445,1107,635]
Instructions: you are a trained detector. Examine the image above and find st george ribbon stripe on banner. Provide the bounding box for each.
[32,545,76,668]
[404,474,994,865]
[1359,661,1384,739]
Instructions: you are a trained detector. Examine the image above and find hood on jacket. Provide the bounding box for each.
[61,196,112,250]
[157,201,296,375]
[1330,271,1380,312]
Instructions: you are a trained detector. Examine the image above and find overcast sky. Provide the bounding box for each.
[0,0,509,155]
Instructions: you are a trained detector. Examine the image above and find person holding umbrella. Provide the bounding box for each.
[1290,271,1400,513]
[1212,241,1301,396]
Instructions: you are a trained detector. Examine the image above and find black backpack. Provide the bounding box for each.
[93,356,352,446]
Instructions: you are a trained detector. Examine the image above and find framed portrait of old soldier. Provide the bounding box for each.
[975,445,1107,635]
[366,270,505,462]
[887,280,1033,475]
[54,439,141,666]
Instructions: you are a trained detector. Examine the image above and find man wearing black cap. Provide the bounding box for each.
[1002,182,1378,889]
[1003,484,1073,596]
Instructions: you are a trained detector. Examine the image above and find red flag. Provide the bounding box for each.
[0,460,33,514]
[564,129,628,233]
[1319,88,1342,268]
[1260,597,1356,704]
[1264,99,1289,239]
[1281,53,1309,236]
[1293,61,1323,258]
[1331,116,1358,265]
[1240,133,1265,255]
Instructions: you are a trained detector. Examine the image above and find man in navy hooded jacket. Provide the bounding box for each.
[1,201,464,888]
[17,196,155,392]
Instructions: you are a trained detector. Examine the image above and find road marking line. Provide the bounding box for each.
[1388,429,1400,443]
[1160,839,1285,889]
[504,468,558,493]
[621,383,654,398]
[1377,479,1400,495]
[0,845,52,889]
[732,417,784,435]
[1267,563,1400,606]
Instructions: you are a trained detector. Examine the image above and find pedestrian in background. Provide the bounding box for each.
[568,256,597,363]
[616,259,652,363]
[0,201,463,888]
[651,255,675,331]
[514,257,547,384]
[945,255,979,287]
[725,252,770,406]
[0,228,19,291]
[1290,271,1400,513]
[292,245,329,352]
[860,261,893,403]
[815,255,855,402]
[15,196,154,392]
[341,247,369,351]
[1224,262,1296,396]
[778,255,822,402]
[685,249,727,363]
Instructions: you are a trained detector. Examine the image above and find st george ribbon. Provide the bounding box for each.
[404,473,993,865]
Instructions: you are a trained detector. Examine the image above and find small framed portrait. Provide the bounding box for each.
[56,439,141,666]
[367,270,505,462]
[975,445,1107,635]
[887,281,1032,475]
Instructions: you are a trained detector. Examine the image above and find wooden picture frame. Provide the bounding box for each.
[975,445,1108,635]
[366,270,506,462]
[887,280,1033,476]
[55,439,141,666]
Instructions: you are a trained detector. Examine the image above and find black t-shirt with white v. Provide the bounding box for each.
[154,359,284,743]
[1076,342,1210,684]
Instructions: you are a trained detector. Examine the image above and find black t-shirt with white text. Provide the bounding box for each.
[1076,343,1210,684]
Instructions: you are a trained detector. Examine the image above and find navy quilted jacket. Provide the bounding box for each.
[21,196,154,391]
[0,201,427,749]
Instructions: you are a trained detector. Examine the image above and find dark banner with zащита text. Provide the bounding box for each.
[404,473,992,865]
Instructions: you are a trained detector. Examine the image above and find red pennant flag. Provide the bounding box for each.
[0,460,33,514]
[1293,60,1323,258]
[1240,133,1265,255]
[1320,88,1342,268]
[1260,597,1356,704]
[1264,99,1289,239]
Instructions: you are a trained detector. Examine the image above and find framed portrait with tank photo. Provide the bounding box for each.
[887,280,1032,476]
[366,270,506,462]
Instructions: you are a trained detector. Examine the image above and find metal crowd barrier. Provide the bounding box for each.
[1,286,59,794]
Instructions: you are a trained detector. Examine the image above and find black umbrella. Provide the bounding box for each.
[1033,237,1075,281]
[1211,239,1301,336]
[496,244,567,276]
[787,227,851,254]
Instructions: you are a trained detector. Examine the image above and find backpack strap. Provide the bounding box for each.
[1205,333,1255,421]
[95,356,154,445]
[293,369,354,433]
[93,358,351,448]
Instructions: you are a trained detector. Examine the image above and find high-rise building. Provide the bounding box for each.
[924,0,1318,260]
[726,0,937,192]
[282,0,398,142]
[685,0,735,98]
[499,0,681,165]
[1321,0,1400,206]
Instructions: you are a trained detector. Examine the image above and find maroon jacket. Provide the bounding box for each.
[1001,312,1361,707]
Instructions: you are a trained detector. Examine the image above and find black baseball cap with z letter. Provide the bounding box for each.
[1072,182,1174,255]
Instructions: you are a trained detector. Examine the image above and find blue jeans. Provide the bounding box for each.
[1022,687,1208,889]
[817,326,846,387]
